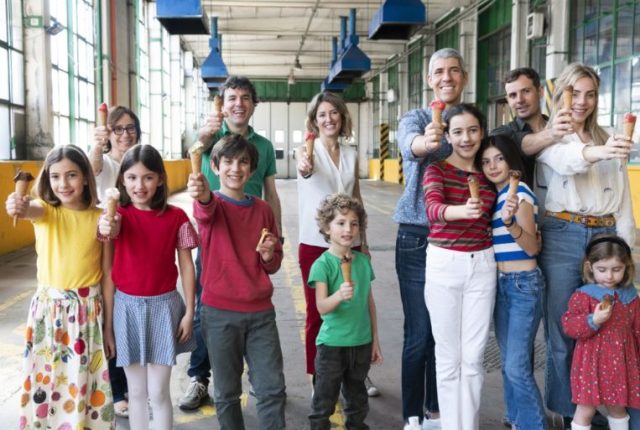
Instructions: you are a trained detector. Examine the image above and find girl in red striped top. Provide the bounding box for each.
[422,103,497,430]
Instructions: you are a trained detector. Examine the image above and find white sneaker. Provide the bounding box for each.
[404,416,421,430]
[422,416,441,430]
[365,376,380,397]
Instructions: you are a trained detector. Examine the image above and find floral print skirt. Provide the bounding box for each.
[19,285,114,430]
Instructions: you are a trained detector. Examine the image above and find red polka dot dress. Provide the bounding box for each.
[562,283,640,408]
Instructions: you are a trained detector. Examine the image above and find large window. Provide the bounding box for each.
[50,0,96,151]
[0,0,25,159]
[387,65,399,158]
[570,0,640,151]
[136,0,150,144]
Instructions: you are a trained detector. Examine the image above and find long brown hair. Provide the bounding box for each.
[305,91,353,139]
[116,145,168,212]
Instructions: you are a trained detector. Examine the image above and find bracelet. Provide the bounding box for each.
[301,172,312,179]
[503,217,515,228]
[512,225,523,240]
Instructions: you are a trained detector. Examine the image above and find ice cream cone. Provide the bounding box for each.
[105,188,120,218]
[623,113,636,140]
[13,171,34,227]
[214,95,223,114]
[256,228,270,251]
[189,141,205,174]
[98,102,108,126]
[600,294,613,311]
[430,99,446,126]
[508,170,521,197]
[562,86,573,111]
[467,175,480,199]
[304,131,316,164]
[341,254,352,285]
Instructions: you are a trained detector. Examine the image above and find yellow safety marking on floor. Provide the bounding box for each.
[0,341,24,357]
[280,225,345,428]
[0,290,33,313]
[13,323,26,337]
[174,392,248,424]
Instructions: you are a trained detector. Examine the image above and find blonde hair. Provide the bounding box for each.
[548,63,609,146]
[316,193,367,243]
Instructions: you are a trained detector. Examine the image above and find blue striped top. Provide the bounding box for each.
[491,182,538,262]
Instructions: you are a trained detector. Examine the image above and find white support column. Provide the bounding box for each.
[545,0,570,79]
[23,0,54,158]
[169,35,183,159]
[459,13,478,103]
[511,0,530,68]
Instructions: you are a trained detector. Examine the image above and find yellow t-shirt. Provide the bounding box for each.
[33,200,103,290]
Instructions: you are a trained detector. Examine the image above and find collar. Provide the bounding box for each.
[214,191,254,207]
[512,114,549,133]
[221,121,256,140]
[578,283,638,304]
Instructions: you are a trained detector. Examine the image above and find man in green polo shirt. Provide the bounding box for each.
[179,76,283,410]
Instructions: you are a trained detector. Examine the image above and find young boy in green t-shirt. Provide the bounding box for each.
[307,193,383,430]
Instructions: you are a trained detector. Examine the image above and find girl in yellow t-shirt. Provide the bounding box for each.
[6,144,115,429]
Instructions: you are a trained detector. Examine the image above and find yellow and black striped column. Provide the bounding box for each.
[543,78,556,117]
[379,123,389,181]
[398,152,403,185]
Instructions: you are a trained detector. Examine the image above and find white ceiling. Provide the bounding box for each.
[179,0,459,81]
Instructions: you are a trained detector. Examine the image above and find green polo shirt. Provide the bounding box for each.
[201,121,277,197]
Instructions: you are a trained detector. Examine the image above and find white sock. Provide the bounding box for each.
[607,415,629,430]
[571,422,591,430]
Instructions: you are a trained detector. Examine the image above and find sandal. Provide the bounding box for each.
[114,400,129,418]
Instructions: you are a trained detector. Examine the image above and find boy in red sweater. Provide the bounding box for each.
[187,134,286,429]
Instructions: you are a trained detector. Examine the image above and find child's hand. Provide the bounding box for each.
[371,338,383,365]
[463,197,483,219]
[338,281,354,301]
[187,173,211,203]
[258,233,277,262]
[5,192,30,218]
[592,302,613,326]
[103,329,116,360]
[500,194,519,225]
[98,213,120,238]
[176,315,193,344]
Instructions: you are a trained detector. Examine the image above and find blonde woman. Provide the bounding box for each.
[536,63,635,428]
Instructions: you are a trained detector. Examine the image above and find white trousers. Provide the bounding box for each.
[424,245,497,430]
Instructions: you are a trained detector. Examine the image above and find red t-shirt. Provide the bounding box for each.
[112,204,198,296]
[194,192,282,313]
[423,160,495,252]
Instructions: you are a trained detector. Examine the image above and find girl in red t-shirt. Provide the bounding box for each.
[99,145,198,430]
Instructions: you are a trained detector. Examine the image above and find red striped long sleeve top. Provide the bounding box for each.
[423,160,495,252]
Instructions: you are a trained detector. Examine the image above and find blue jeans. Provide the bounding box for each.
[629,408,640,429]
[395,225,439,420]
[539,217,615,417]
[310,343,372,430]
[201,305,286,430]
[187,249,212,385]
[494,268,546,430]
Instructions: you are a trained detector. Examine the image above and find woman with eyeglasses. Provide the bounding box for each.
[89,105,141,419]
[90,106,142,207]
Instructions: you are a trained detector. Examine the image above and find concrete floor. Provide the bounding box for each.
[1,179,639,429]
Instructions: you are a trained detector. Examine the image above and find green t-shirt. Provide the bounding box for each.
[201,121,277,197]
[308,250,375,347]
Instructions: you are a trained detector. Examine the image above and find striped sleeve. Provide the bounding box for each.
[423,163,448,222]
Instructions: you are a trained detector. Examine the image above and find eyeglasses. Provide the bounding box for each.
[113,125,137,135]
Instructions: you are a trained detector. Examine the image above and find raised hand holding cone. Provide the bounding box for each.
[600,294,613,311]
[13,171,34,227]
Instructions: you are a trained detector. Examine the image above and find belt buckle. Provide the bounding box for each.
[604,218,615,227]
[579,215,589,226]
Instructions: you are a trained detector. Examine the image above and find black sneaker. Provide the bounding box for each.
[592,410,610,429]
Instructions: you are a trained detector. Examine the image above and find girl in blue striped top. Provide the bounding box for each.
[477,134,547,430]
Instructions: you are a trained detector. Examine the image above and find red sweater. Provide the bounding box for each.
[193,192,282,312]
[423,160,495,251]
[113,205,198,296]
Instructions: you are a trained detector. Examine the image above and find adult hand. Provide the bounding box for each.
[198,112,224,143]
[550,108,574,141]
[93,125,111,153]
[422,121,445,153]
[296,146,314,177]
[583,134,632,162]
